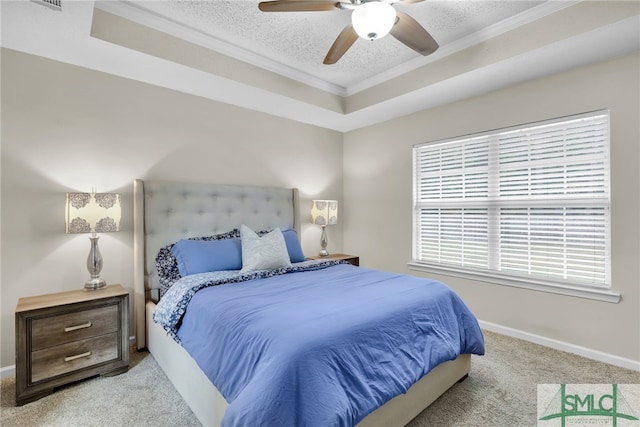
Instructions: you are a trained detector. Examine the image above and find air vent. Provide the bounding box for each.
[32,0,61,10]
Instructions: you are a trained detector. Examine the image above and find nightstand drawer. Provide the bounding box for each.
[31,305,118,350]
[31,332,119,383]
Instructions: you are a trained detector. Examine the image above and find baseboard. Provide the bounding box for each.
[1,365,15,380]
[479,320,640,372]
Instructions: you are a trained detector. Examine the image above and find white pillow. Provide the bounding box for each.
[240,225,292,273]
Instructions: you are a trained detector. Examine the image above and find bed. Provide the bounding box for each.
[133,179,484,427]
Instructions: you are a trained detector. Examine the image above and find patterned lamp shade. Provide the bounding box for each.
[310,200,338,226]
[65,193,121,234]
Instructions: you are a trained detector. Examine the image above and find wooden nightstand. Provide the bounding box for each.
[15,284,129,406]
[308,253,359,267]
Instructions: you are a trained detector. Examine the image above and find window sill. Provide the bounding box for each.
[406,262,621,304]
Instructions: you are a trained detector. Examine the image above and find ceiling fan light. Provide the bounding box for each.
[352,2,397,41]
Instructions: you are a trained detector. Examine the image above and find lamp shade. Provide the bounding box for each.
[65,193,121,234]
[351,2,396,41]
[310,200,338,226]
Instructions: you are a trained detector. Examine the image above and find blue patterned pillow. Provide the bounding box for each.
[156,245,181,295]
[156,229,239,297]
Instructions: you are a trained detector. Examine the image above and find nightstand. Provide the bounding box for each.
[308,253,359,266]
[15,284,129,406]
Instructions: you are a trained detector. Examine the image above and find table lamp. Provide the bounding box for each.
[310,200,338,257]
[65,192,121,290]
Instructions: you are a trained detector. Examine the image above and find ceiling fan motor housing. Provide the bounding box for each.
[351,2,397,40]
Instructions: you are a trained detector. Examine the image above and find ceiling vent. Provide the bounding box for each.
[32,0,62,10]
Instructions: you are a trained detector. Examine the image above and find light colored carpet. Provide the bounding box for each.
[407,331,639,427]
[1,349,200,427]
[1,330,638,426]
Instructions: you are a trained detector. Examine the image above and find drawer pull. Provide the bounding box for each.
[64,322,92,332]
[64,351,92,362]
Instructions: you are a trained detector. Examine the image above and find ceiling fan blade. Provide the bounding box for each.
[258,0,340,12]
[390,11,439,56]
[398,0,426,3]
[323,24,358,64]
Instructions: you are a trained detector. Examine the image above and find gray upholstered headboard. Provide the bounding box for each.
[133,179,300,349]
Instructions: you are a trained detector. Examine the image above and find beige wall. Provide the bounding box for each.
[0,49,344,368]
[2,48,639,370]
[344,53,640,363]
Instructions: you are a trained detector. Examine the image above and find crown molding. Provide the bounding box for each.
[95,1,350,97]
[94,1,579,99]
[346,0,580,95]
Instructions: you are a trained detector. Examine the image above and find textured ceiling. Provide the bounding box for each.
[4,1,638,131]
[119,0,544,92]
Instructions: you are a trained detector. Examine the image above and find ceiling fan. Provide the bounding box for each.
[258,0,439,64]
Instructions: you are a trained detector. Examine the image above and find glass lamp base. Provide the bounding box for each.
[85,278,107,290]
[85,235,107,290]
[319,225,329,257]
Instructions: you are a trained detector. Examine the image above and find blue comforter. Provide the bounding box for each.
[165,264,485,426]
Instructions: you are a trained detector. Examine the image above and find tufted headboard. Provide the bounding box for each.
[133,179,300,349]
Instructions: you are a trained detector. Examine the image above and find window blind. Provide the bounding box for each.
[413,111,610,288]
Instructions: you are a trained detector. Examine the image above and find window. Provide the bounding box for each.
[412,111,611,293]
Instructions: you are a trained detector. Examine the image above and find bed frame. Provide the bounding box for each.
[133,179,471,427]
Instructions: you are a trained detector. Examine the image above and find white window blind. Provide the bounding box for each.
[413,111,610,288]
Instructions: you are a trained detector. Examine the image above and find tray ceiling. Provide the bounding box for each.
[3,1,639,131]
[112,0,544,93]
